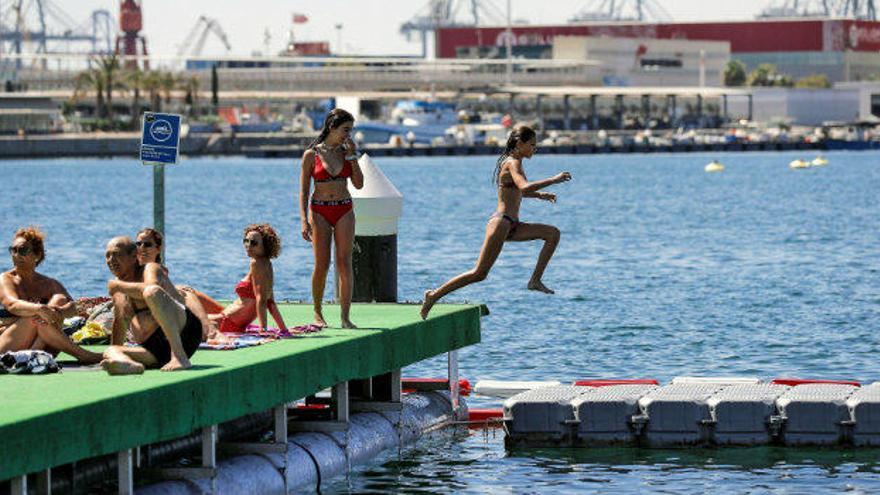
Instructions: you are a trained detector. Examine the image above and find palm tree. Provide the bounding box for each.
[143,71,163,112]
[124,67,145,128]
[159,71,177,108]
[182,75,200,117]
[73,68,105,119]
[96,55,121,120]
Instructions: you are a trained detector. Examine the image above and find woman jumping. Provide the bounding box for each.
[300,109,364,328]
[420,125,571,319]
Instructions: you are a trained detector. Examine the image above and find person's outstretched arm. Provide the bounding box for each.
[508,159,571,193]
[251,260,271,331]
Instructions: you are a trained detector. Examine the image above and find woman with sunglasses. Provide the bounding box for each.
[300,108,364,328]
[193,224,289,334]
[0,226,102,362]
[420,125,571,319]
[133,228,228,343]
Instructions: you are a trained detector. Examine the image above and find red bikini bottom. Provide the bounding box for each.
[310,198,353,227]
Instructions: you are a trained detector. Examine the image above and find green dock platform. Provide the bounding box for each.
[0,303,485,482]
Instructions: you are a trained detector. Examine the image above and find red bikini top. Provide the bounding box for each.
[235,280,274,302]
[313,154,353,183]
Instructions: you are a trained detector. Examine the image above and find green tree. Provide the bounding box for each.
[159,72,177,106]
[724,60,746,87]
[96,55,122,120]
[794,73,831,89]
[143,71,163,112]
[746,63,794,87]
[124,67,144,128]
[73,68,105,118]
[182,75,200,117]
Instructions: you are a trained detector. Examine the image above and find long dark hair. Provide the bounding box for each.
[137,227,163,264]
[493,125,536,184]
[308,108,355,150]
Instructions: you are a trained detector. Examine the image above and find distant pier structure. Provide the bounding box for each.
[0,0,114,71]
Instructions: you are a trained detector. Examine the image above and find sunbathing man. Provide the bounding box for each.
[101,236,201,374]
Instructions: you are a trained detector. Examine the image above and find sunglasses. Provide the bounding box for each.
[243,238,261,247]
[8,245,32,256]
[135,240,156,249]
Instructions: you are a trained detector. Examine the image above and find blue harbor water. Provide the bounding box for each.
[1,151,879,492]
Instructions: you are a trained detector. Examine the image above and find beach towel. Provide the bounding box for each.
[243,324,324,338]
[0,350,60,374]
[199,334,272,350]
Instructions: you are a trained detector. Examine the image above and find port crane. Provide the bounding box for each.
[400,0,505,58]
[177,15,232,58]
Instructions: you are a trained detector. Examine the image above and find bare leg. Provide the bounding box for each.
[0,316,102,363]
[334,211,357,328]
[420,217,509,319]
[310,211,333,327]
[142,285,190,371]
[181,289,219,342]
[508,222,561,294]
[101,345,158,375]
[0,317,38,353]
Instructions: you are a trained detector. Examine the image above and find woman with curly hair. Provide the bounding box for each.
[0,226,102,362]
[199,224,289,334]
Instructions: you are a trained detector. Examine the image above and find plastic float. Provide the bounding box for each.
[500,376,880,448]
[574,379,659,387]
[789,158,810,169]
[137,391,458,494]
[474,379,562,398]
[771,377,860,387]
[811,155,829,166]
[704,160,725,172]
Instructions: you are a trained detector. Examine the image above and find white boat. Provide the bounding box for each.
[704,160,725,173]
[789,159,810,169]
[445,123,509,146]
[811,155,829,166]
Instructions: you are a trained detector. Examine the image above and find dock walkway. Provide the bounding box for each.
[0,302,484,484]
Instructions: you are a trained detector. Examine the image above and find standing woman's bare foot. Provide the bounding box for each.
[527,280,555,294]
[314,312,328,328]
[341,319,357,329]
[420,290,437,320]
[161,356,192,372]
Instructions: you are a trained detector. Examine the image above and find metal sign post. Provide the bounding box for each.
[140,112,181,252]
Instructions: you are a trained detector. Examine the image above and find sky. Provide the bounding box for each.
[41,1,771,58]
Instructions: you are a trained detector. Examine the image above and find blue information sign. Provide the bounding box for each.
[140,112,181,165]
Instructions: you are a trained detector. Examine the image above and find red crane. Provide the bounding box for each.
[115,0,148,69]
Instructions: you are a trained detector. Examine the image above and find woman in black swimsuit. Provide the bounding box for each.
[420,125,571,319]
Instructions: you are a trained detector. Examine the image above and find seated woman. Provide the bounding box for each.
[133,227,227,343]
[198,224,289,334]
[0,226,102,363]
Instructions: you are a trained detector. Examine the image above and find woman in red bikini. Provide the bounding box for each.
[207,224,288,334]
[299,109,364,328]
[420,125,571,319]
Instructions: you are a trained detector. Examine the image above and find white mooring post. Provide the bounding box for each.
[118,449,134,495]
[10,474,26,495]
[449,350,461,418]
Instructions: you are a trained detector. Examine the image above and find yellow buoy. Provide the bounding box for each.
[704,161,724,173]
[811,155,828,166]
[789,159,810,169]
